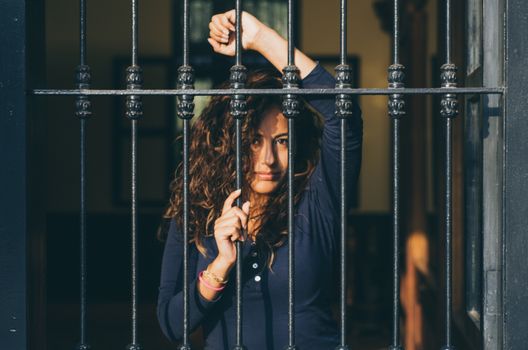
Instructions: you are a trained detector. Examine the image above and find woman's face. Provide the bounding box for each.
[249,106,289,197]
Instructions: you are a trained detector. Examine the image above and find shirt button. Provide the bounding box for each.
[252,263,258,269]
[254,275,261,282]
[251,251,257,257]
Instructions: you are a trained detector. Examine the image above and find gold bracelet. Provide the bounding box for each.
[203,266,228,285]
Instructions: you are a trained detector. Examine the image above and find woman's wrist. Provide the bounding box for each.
[197,258,232,302]
[209,256,234,279]
[249,26,279,54]
[248,26,316,79]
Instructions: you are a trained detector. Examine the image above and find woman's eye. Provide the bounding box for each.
[276,138,288,146]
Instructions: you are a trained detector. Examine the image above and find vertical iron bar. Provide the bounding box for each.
[79,0,86,66]
[234,116,243,349]
[282,1,299,348]
[131,0,138,66]
[287,1,294,346]
[126,0,142,348]
[78,1,87,346]
[131,119,139,346]
[334,0,352,348]
[387,0,405,349]
[339,0,346,66]
[235,0,242,66]
[183,3,189,350]
[444,117,453,348]
[287,115,295,350]
[390,116,402,350]
[287,0,295,346]
[287,0,294,65]
[235,3,243,350]
[445,0,451,65]
[440,0,458,349]
[393,0,399,64]
[230,1,247,349]
[75,0,91,347]
[339,1,347,342]
[339,119,347,348]
[176,66,195,350]
[182,0,189,66]
[79,118,87,348]
[131,0,138,345]
[182,116,191,349]
[177,0,194,348]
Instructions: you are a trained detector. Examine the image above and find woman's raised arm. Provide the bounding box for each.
[207,9,363,228]
[207,10,317,78]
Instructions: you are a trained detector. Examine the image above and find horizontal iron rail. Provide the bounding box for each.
[33,87,504,96]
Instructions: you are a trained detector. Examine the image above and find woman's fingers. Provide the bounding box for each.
[221,204,250,227]
[208,30,224,44]
[207,38,222,53]
[213,191,250,254]
[222,189,242,215]
[212,15,231,36]
[215,199,250,244]
[209,21,228,42]
[214,220,244,242]
[229,204,250,229]
[215,215,242,231]
[209,28,227,46]
[241,201,250,215]
[209,10,264,53]
[219,11,236,31]
[230,232,242,242]
[215,205,249,230]
[240,202,250,228]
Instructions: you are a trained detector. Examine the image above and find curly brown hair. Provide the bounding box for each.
[160,68,323,267]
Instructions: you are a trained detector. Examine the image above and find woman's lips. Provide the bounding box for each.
[256,172,280,180]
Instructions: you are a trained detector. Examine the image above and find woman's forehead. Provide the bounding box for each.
[255,108,288,135]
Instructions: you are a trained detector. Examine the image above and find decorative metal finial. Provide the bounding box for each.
[335,64,354,119]
[388,345,404,350]
[440,63,459,118]
[441,345,456,350]
[334,346,350,350]
[75,65,92,119]
[229,65,248,120]
[177,65,195,120]
[388,63,406,119]
[126,344,142,350]
[75,343,91,350]
[125,65,143,120]
[282,65,301,119]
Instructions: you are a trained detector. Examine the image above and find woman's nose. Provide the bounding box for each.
[263,143,275,165]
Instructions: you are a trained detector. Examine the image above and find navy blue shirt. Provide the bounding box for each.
[157,63,363,350]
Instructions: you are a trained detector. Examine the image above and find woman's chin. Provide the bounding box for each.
[251,183,279,195]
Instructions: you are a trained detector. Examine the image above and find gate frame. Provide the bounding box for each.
[502,0,528,348]
[1,0,527,349]
[479,0,505,349]
[0,0,46,349]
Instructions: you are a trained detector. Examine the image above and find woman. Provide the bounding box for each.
[157,10,363,350]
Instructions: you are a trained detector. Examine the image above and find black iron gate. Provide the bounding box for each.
[1,0,527,349]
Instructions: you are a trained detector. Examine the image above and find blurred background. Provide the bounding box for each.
[41,0,476,349]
